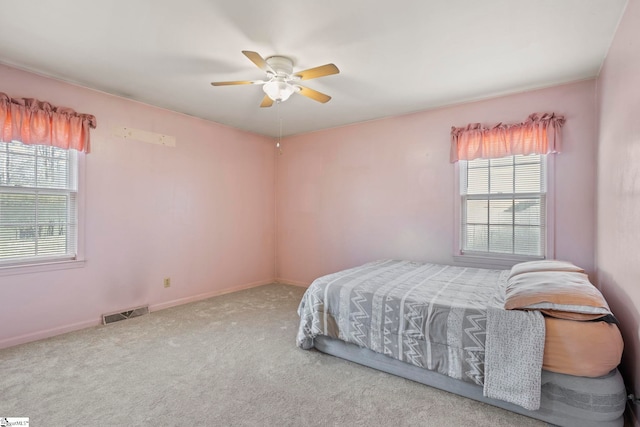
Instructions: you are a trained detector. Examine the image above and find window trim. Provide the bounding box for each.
[0,149,86,276]
[453,154,555,269]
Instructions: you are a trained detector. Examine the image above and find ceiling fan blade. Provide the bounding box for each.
[294,64,339,81]
[260,95,274,108]
[211,80,263,86]
[242,50,274,74]
[297,86,332,103]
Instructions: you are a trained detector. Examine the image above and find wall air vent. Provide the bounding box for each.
[102,305,149,325]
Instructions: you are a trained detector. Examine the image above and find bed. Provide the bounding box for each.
[296,259,627,427]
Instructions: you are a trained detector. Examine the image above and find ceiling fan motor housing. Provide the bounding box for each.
[266,56,294,77]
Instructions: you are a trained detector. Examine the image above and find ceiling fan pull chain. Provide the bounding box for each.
[276,101,282,150]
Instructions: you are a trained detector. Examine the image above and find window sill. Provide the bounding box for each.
[0,259,86,277]
[452,253,542,270]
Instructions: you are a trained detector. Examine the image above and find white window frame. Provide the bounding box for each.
[0,144,85,277]
[453,154,555,269]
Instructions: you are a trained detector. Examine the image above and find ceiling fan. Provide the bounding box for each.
[211,51,339,108]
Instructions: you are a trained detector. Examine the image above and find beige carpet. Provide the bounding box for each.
[0,283,546,426]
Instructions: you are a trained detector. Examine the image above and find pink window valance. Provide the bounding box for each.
[0,92,97,153]
[450,113,565,163]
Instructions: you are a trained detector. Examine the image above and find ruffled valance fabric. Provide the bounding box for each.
[0,92,96,152]
[450,113,565,163]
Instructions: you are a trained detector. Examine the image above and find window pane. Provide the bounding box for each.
[468,158,489,168]
[490,157,513,167]
[37,193,71,256]
[465,224,488,252]
[467,167,488,195]
[0,193,36,225]
[489,225,513,253]
[0,226,36,259]
[515,225,542,256]
[37,155,69,189]
[515,154,541,164]
[0,193,36,259]
[489,165,513,194]
[6,153,36,187]
[466,199,488,224]
[489,199,513,225]
[37,226,69,256]
[38,194,68,222]
[514,198,541,225]
[515,163,541,193]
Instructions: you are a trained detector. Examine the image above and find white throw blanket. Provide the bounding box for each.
[484,306,546,411]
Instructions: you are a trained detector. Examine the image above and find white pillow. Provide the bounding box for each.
[508,260,584,280]
[504,270,611,321]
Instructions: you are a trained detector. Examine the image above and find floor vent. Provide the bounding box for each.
[102,305,149,325]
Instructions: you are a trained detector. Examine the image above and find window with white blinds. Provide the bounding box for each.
[460,154,546,258]
[0,140,78,266]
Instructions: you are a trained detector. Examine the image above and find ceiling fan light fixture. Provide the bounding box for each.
[263,78,295,102]
[211,51,339,108]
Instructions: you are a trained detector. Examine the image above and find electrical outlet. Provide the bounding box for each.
[163,277,171,288]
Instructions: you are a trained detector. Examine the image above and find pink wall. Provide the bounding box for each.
[0,64,276,348]
[597,0,640,423]
[276,80,598,285]
[1,20,635,418]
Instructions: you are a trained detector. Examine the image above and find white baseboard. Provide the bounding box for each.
[0,278,275,350]
[0,318,101,350]
[149,279,274,312]
[275,278,310,287]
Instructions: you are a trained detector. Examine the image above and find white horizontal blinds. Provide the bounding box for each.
[461,154,546,257]
[0,141,77,264]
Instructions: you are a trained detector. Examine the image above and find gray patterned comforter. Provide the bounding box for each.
[297,259,545,410]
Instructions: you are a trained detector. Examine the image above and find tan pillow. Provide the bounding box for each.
[543,317,623,377]
[508,260,585,280]
[504,271,610,318]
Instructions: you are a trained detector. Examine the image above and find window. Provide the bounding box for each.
[0,140,79,267]
[458,154,548,260]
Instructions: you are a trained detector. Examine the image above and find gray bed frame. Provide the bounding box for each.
[314,336,626,427]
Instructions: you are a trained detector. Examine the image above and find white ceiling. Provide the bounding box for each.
[0,0,628,138]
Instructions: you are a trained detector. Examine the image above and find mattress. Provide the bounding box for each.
[543,316,623,377]
[296,259,627,426]
[314,336,626,427]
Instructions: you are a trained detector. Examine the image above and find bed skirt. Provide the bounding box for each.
[314,336,626,427]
